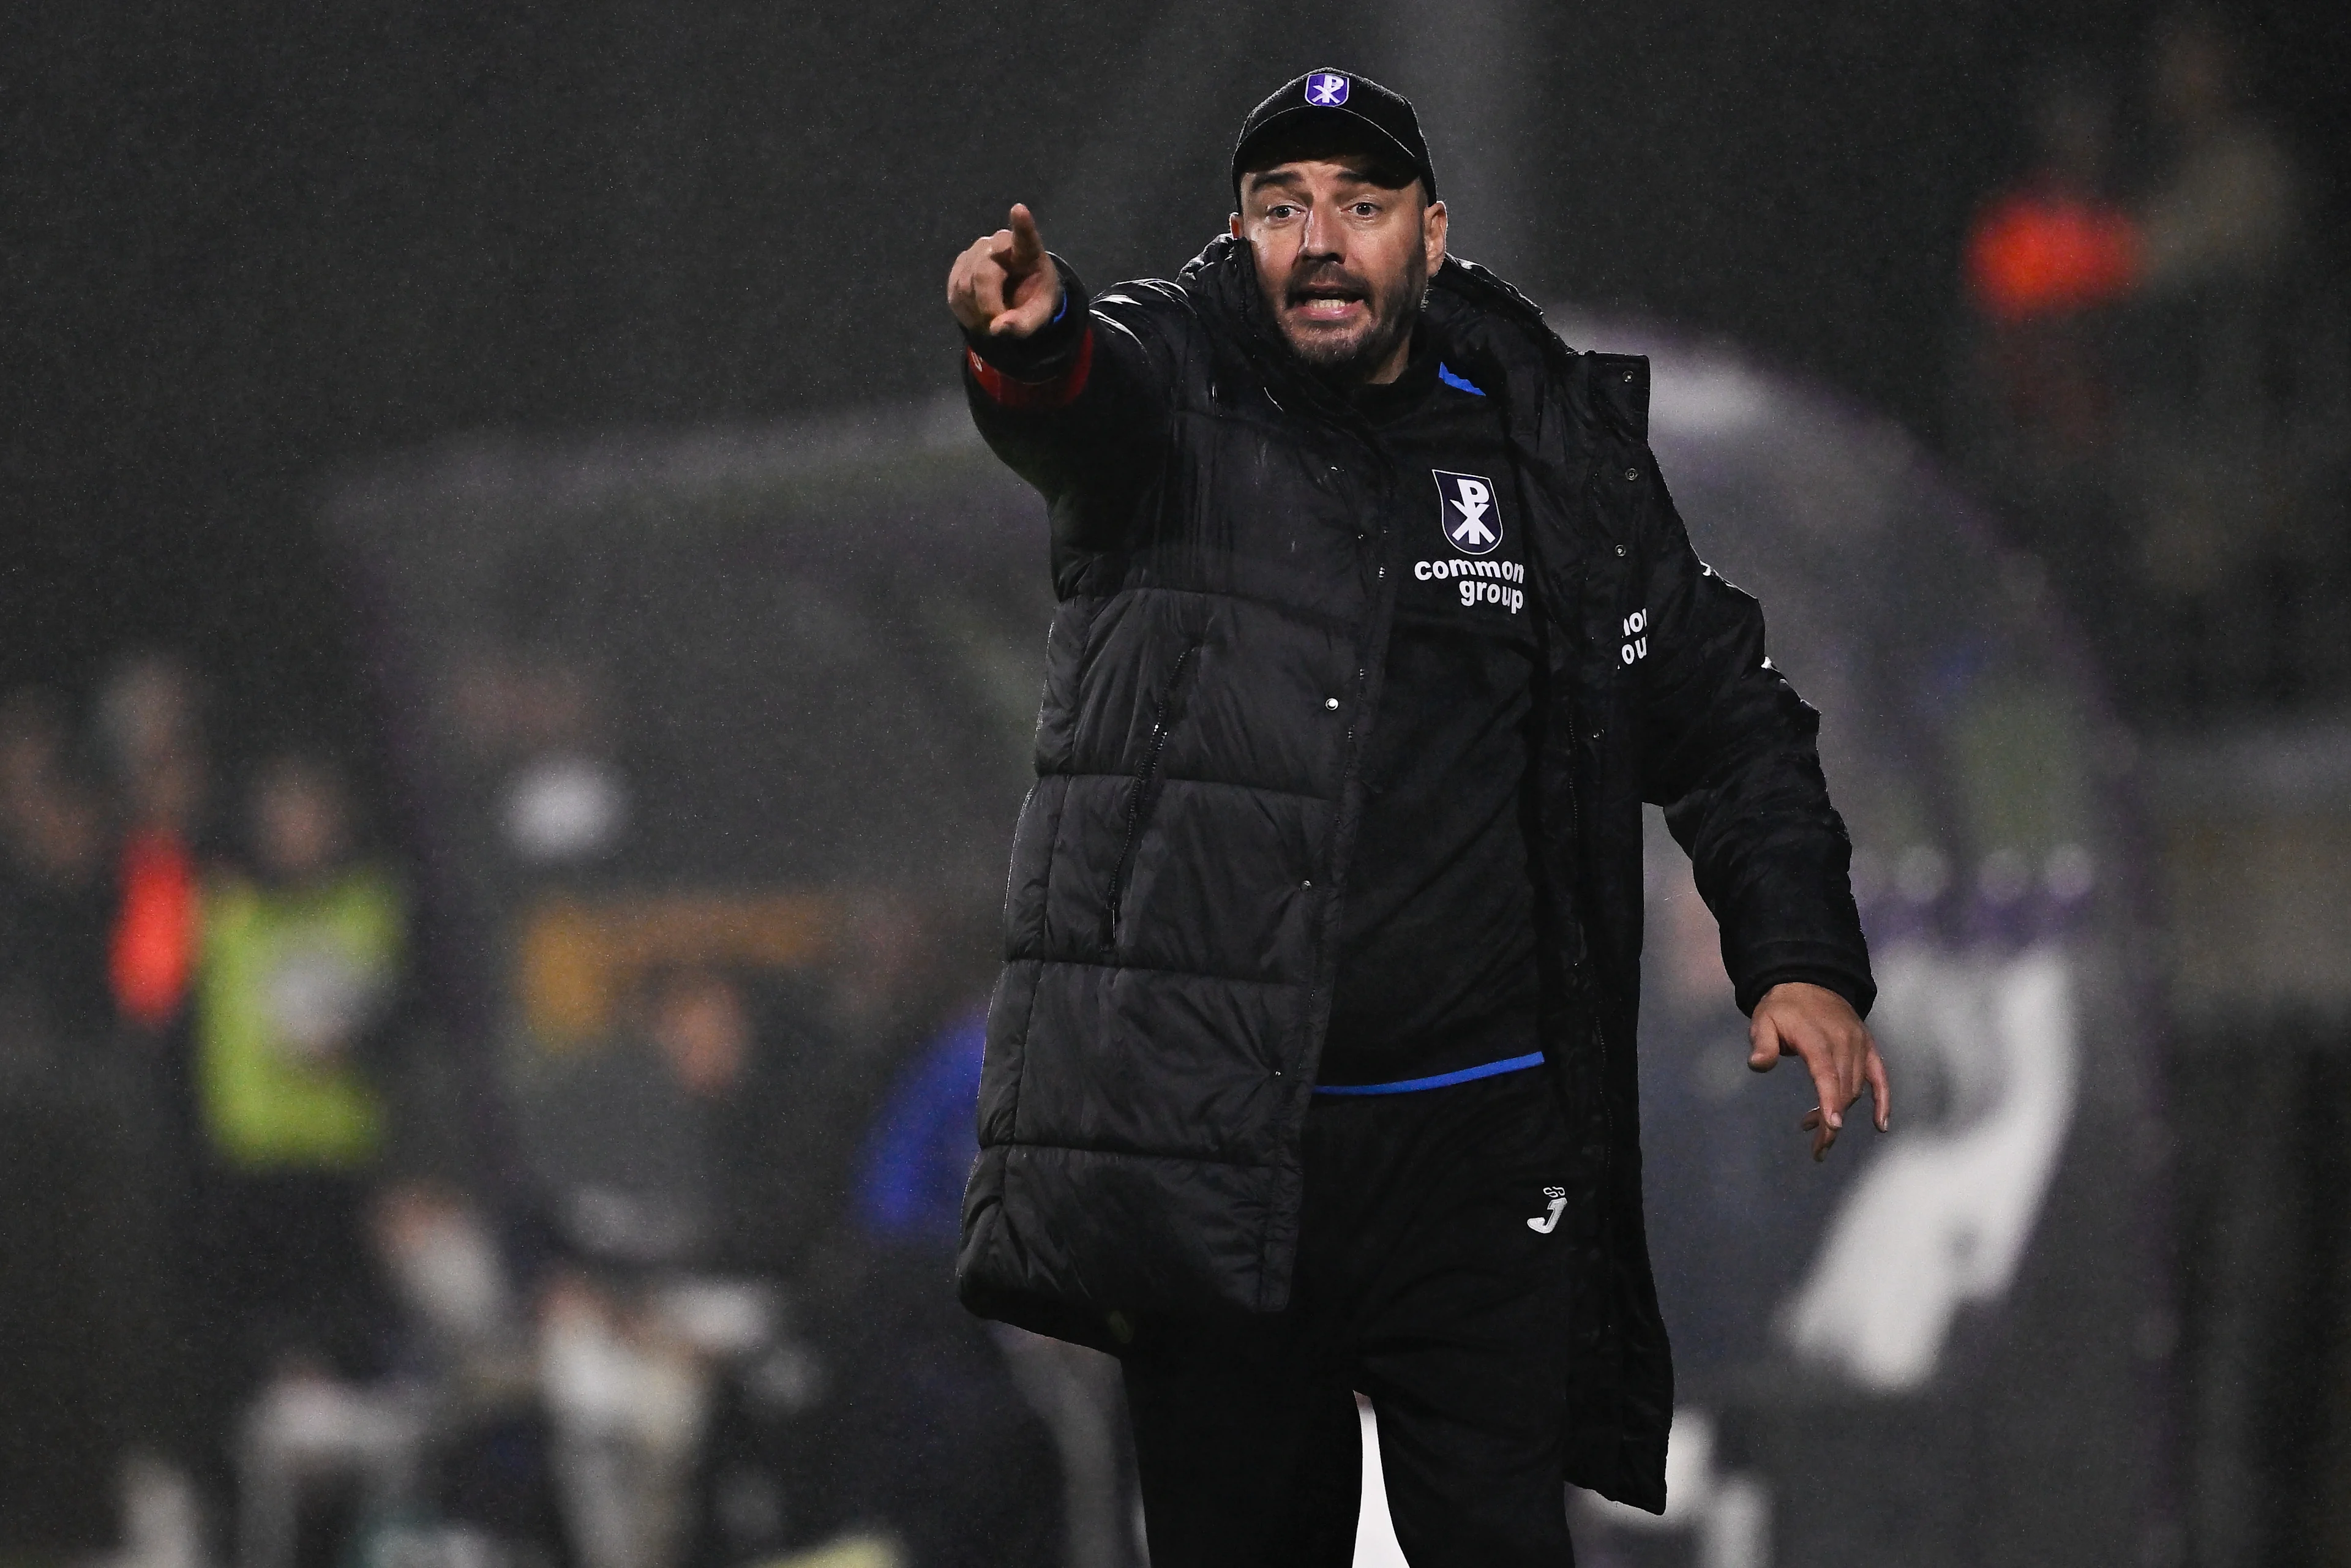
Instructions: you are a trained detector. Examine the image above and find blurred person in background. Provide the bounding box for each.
[522,988,1070,1568]
[0,686,151,1556]
[88,654,234,1545]
[0,687,116,1044]
[519,961,834,1568]
[777,1005,1069,1568]
[2137,8,2300,294]
[92,655,226,1507]
[1962,69,2140,335]
[101,652,211,1042]
[187,752,410,1518]
[948,67,1886,1566]
[2116,9,2334,717]
[523,962,779,1273]
[518,945,1047,1568]
[1951,13,2347,726]
[1953,69,2140,662]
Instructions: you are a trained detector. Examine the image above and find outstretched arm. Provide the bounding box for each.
[1632,456,1888,1160]
[947,205,1172,552]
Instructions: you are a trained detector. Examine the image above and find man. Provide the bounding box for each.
[947,69,1889,1566]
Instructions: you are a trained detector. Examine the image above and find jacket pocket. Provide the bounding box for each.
[1103,640,1202,951]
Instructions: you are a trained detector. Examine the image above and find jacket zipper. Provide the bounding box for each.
[1104,641,1201,950]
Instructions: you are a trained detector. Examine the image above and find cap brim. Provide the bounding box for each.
[1230,105,1429,197]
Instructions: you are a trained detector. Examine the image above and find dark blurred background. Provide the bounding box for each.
[5,2,2350,1566]
[8,0,2342,740]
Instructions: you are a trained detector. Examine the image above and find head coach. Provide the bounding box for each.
[944,67,1892,1565]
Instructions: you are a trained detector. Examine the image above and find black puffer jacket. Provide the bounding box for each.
[956,235,1873,1510]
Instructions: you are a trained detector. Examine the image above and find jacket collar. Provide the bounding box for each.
[1179,234,1359,426]
[1179,233,1577,433]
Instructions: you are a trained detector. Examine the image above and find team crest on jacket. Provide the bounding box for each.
[1305,71,1349,106]
[1433,470,1501,555]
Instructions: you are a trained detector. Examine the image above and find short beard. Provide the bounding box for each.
[1269,258,1427,388]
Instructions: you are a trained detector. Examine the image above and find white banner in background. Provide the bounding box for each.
[1778,944,2081,1390]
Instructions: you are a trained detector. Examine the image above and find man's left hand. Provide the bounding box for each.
[1748,981,1890,1161]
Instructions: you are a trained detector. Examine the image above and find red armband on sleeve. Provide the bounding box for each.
[966,326,1094,410]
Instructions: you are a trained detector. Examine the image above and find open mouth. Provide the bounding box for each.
[1285,280,1370,323]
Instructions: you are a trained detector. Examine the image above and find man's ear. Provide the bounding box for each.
[1425,199,1449,273]
[1229,211,1243,239]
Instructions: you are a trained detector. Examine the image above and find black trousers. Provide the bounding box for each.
[1120,1068,1580,1567]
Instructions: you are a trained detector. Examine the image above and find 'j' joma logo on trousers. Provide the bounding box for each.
[1528,1186,1568,1234]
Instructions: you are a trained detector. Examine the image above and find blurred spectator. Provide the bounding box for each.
[0,686,116,1045]
[522,962,771,1272]
[187,751,412,1510]
[1954,69,2141,645]
[763,1007,1100,1568]
[1965,76,2140,332]
[198,754,402,1179]
[2114,10,2343,722]
[509,892,987,1280]
[853,1008,986,1245]
[100,651,210,1034]
[1955,20,2349,729]
[2138,9,2300,294]
[0,687,150,1555]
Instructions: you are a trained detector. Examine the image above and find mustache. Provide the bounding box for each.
[1282,263,1373,306]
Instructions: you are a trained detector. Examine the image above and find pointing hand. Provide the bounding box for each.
[947,203,1065,338]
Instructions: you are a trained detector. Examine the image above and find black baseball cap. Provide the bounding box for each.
[1230,69,1438,205]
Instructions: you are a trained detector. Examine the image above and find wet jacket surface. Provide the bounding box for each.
[954,235,1874,1510]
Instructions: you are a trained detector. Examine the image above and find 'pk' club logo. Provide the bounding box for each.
[1432,470,1501,555]
[1305,72,1350,107]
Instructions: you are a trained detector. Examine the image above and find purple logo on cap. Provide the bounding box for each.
[1305,71,1350,107]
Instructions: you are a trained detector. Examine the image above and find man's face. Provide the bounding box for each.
[1231,157,1447,384]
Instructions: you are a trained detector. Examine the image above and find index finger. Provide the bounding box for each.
[1006,203,1045,268]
